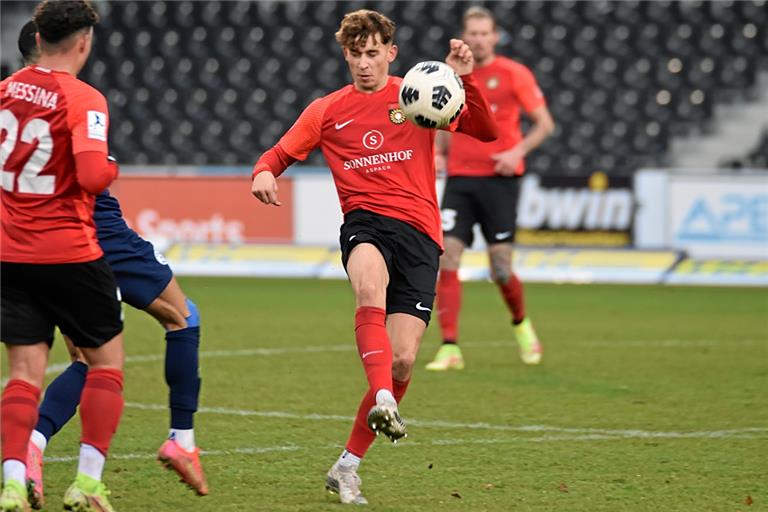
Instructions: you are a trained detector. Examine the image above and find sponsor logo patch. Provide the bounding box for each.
[87,111,107,141]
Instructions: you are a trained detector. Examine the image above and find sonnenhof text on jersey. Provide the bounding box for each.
[343,149,414,171]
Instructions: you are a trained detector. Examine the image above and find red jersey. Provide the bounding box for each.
[255,74,496,247]
[448,56,546,177]
[1,66,110,263]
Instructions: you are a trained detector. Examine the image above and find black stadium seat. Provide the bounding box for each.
[6,0,764,174]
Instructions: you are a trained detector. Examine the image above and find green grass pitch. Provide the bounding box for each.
[6,277,767,511]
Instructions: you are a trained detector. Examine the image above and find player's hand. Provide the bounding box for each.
[445,38,473,76]
[251,171,282,206]
[491,145,526,176]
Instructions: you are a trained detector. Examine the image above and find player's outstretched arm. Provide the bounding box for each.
[249,96,328,206]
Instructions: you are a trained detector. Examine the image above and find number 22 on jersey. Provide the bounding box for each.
[0,109,55,195]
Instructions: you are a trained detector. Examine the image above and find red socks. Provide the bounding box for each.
[345,389,376,457]
[347,308,412,458]
[80,369,124,456]
[440,269,526,331]
[354,307,393,394]
[437,270,461,342]
[1,379,41,463]
[393,378,410,404]
[2,370,123,463]
[498,273,526,324]
[345,378,411,458]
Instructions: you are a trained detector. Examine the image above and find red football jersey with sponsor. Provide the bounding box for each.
[1,66,109,263]
[448,56,546,177]
[266,75,494,248]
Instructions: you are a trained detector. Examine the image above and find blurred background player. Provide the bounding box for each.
[250,9,496,504]
[426,6,555,371]
[0,1,124,510]
[15,19,208,507]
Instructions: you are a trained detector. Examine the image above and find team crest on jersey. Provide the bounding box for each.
[389,107,406,124]
[387,102,405,125]
[486,76,500,90]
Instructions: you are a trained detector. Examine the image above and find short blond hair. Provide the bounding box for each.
[335,9,395,50]
[462,6,496,30]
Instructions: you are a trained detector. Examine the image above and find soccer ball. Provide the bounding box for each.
[398,61,465,129]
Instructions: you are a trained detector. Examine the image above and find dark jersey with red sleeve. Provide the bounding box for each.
[448,56,546,177]
[253,73,497,248]
[1,66,113,263]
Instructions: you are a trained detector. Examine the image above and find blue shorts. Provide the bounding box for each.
[98,225,173,310]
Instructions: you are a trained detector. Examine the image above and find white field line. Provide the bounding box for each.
[43,425,765,465]
[2,337,764,388]
[6,337,763,386]
[44,444,303,463]
[0,345,355,386]
[577,339,766,348]
[125,402,768,440]
[40,438,526,464]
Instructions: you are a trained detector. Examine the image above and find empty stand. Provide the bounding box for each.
[6,1,764,173]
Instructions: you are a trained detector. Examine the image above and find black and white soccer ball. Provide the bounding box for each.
[398,61,465,129]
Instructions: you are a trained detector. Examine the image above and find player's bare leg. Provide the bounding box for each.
[427,236,466,370]
[489,243,542,365]
[2,344,47,512]
[148,278,208,496]
[146,277,189,331]
[387,313,425,385]
[3,345,49,386]
[375,311,424,435]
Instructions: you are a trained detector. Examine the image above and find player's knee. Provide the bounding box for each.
[440,252,461,271]
[151,299,189,331]
[392,352,417,379]
[353,281,385,307]
[491,267,510,284]
[7,351,48,388]
[440,238,464,270]
[489,255,511,284]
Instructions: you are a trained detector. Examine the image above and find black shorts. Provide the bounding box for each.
[339,209,440,325]
[1,259,123,348]
[441,176,520,247]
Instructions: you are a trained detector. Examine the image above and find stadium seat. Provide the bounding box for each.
[9,0,751,174]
